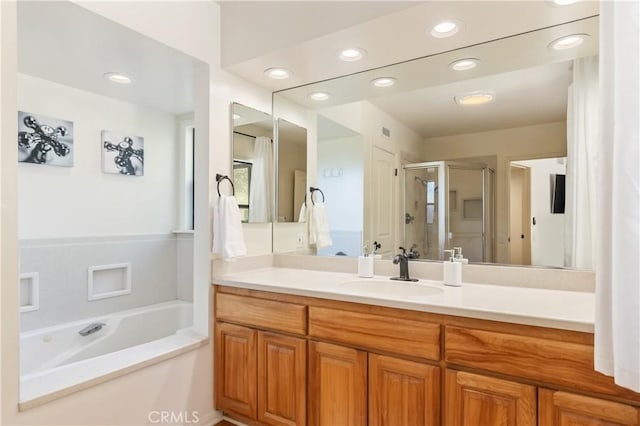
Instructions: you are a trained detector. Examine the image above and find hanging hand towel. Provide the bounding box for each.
[212,195,247,259]
[308,201,317,245]
[311,202,332,249]
[298,203,307,223]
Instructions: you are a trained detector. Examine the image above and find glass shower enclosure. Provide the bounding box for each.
[403,161,495,263]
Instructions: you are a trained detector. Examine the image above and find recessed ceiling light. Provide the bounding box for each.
[449,58,480,71]
[232,113,241,120]
[371,77,397,88]
[308,92,330,101]
[339,47,366,62]
[550,0,581,5]
[455,91,496,106]
[549,34,588,50]
[430,20,463,38]
[264,67,292,80]
[104,72,133,84]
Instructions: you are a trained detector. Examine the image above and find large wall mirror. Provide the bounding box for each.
[273,16,598,270]
[232,103,274,223]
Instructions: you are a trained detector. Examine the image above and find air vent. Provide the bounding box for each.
[382,127,391,137]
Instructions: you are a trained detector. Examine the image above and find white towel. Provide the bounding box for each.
[298,203,306,223]
[212,195,247,259]
[308,202,317,245]
[309,202,332,249]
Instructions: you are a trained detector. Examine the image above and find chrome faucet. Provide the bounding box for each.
[78,322,105,336]
[390,247,418,282]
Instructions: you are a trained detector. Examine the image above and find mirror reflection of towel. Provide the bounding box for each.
[298,203,306,223]
[212,195,247,259]
[309,202,332,249]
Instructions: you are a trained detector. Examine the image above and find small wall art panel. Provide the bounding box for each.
[101,130,144,176]
[17,111,74,167]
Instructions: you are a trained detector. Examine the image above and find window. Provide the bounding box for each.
[233,160,252,222]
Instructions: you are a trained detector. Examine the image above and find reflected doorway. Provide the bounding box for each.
[509,164,531,265]
[509,157,567,267]
[403,161,495,262]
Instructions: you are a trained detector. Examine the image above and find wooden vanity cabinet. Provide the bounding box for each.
[214,292,307,426]
[307,341,367,426]
[215,322,258,419]
[308,305,441,425]
[215,325,307,426]
[538,389,640,426]
[257,332,306,426]
[307,344,440,426]
[445,369,536,426]
[369,353,440,426]
[213,286,640,426]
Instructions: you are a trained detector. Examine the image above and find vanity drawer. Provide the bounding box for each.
[308,306,440,361]
[445,326,640,401]
[216,293,307,335]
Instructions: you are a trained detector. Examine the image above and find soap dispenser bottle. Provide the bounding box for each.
[443,249,462,287]
[453,247,469,264]
[358,244,374,278]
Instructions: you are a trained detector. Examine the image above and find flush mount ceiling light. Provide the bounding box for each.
[104,72,133,84]
[430,20,463,38]
[371,77,397,88]
[449,58,480,71]
[549,34,589,50]
[454,91,496,106]
[308,92,330,101]
[339,47,366,62]
[264,67,292,80]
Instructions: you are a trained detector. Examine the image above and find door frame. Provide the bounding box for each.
[508,163,531,265]
[504,152,566,265]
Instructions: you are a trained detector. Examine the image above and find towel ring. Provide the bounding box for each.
[216,173,235,197]
[309,186,325,205]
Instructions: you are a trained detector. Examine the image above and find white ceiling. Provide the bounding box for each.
[221,1,599,91]
[371,60,574,138]
[18,1,200,116]
[220,1,420,68]
[220,1,599,138]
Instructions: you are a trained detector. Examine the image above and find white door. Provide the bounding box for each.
[371,147,395,258]
[509,165,531,265]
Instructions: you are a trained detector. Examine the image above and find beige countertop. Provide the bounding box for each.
[214,266,595,333]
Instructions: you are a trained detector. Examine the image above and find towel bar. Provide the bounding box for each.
[309,186,325,205]
[216,173,235,197]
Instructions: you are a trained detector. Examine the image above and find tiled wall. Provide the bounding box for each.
[19,233,193,331]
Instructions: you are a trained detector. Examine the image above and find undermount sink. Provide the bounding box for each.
[339,279,443,298]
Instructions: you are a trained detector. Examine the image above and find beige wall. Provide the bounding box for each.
[277,140,306,222]
[422,121,567,263]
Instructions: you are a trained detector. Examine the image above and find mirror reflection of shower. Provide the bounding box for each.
[403,161,495,262]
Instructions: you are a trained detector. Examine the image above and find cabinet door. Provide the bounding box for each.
[214,322,257,419]
[308,341,367,426]
[258,331,306,426]
[369,353,440,426]
[539,388,640,426]
[445,369,536,426]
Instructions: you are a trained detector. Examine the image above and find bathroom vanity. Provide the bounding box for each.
[213,268,640,426]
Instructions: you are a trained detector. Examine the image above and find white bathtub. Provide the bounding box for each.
[20,301,207,408]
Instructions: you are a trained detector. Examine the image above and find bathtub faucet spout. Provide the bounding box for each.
[78,322,105,336]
